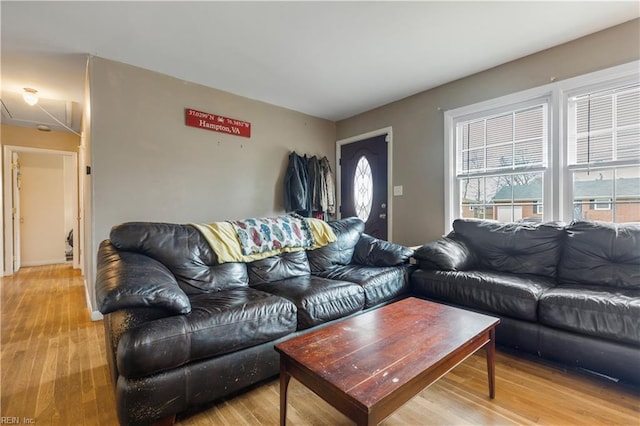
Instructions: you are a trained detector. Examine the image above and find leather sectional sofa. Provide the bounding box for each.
[411,219,640,386]
[95,217,414,425]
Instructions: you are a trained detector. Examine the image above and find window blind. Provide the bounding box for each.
[457,104,546,176]
[570,83,640,165]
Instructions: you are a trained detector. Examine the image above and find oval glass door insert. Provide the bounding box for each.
[353,156,373,221]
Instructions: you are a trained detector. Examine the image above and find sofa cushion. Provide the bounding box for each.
[558,221,640,289]
[252,276,365,329]
[352,234,414,266]
[413,236,476,271]
[316,264,412,308]
[116,287,297,379]
[452,219,565,278]
[247,250,310,285]
[539,284,640,346]
[109,222,249,294]
[307,217,364,273]
[411,269,556,321]
[96,241,191,315]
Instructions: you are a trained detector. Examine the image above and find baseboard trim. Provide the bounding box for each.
[84,277,103,321]
[22,259,67,267]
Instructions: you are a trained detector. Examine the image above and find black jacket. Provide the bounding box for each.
[284,152,309,214]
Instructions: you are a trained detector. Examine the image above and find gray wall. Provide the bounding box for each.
[88,57,335,312]
[336,18,640,246]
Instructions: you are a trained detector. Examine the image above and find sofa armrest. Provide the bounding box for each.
[96,240,192,315]
[413,236,476,271]
[352,233,414,266]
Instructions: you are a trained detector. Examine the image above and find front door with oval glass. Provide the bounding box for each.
[340,134,388,240]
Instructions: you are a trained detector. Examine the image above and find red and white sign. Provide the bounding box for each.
[185,108,251,138]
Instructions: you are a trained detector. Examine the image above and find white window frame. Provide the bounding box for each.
[444,61,639,233]
[445,91,553,233]
[592,199,612,211]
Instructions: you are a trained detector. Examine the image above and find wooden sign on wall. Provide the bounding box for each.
[185,108,251,138]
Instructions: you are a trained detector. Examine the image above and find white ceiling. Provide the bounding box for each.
[1,1,638,133]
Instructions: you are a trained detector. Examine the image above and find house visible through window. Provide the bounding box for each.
[444,62,639,229]
[533,201,543,215]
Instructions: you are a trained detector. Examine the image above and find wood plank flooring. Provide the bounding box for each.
[1,265,639,425]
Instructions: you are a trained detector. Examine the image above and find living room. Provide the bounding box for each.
[1,2,639,425]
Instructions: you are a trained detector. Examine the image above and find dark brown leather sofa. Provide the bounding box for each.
[411,219,640,385]
[96,217,414,425]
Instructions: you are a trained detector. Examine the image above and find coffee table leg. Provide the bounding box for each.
[280,361,291,426]
[485,327,496,399]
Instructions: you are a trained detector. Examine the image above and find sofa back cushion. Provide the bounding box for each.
[558,221,640,289]
[307,217,365,273]
[452,218,565,278]
[352,233,414,266]
[109,222,248,294]
[248,250,310,285]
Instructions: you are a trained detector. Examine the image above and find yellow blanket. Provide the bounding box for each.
[191,217,337,263]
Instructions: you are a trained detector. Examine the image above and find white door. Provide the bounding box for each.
[12,152,21,272]
[20,153,67,266]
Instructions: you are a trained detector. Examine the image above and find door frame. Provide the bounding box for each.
[336,127,393,242]
[11,152,21,272]
[3,145,79,275]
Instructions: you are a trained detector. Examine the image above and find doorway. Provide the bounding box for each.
[3,146,79,275]
[337,128,392,241]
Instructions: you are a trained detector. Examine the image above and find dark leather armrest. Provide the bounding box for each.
[353,233,414,266]
[96,240,192,315]
[413,236,476,271]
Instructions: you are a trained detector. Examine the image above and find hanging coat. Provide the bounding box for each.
[307,156,323,213]
[320,156,336,215]
[284,152,309,214]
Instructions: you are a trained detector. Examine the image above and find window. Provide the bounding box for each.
[533,202,543,215]
[591,199,612,210]
[445,62,639,230]
[567,83,640,222]
[353,156,373,221]
[454,100,548,223]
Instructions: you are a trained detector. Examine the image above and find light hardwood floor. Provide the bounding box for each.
[1,265,639,425]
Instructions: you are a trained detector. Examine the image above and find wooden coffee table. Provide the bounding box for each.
[275,297,500,425]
